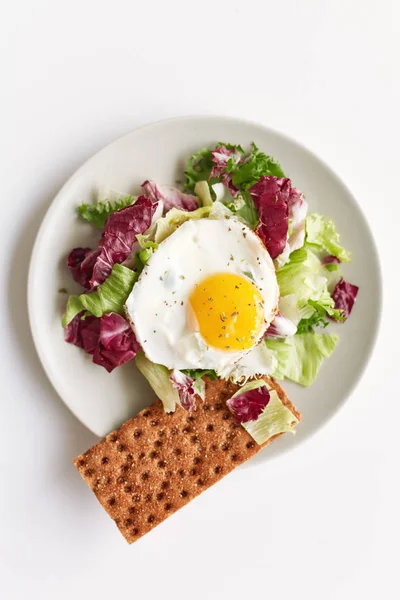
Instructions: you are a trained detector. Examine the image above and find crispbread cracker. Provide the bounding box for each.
[74,376,300,544]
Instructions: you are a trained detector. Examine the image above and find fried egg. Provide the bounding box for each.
[125,218,279,371]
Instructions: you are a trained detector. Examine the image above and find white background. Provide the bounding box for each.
[1,1,399,599]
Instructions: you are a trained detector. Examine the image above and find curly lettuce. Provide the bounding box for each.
[78,195,135,228]
[306,213,350,262]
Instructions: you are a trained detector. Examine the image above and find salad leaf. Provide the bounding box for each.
[62,264,137,327]
[210,144,244,194]
[181,369,218,381]
[266,333,338,386]
[154,206,212,243]
[275,187,308,268]
[135,352,178,413]
[325,263,339,272]
[332,279,359,320]
[322,255,341,266]
[306,214,350,262]
[265,313,297,338]
[296,291,344,333]
[277,249,343,333]
[227,379,270,423]
[250,177,293,259]
[170,369,197,411]
[78,196,135,228]
[278,294,316,325]
[93,313,141,372]
[74,196,156,290]
[65,312,141,372]
[65,312,99,353]
[210,145,243,179]
[184,148,215,191]
[67,247,96,290]
[184,143,285,197]
[194,181,213,207]
[230,143,285,190]
[276,245,327,302]
[142,180,198,212]
[296,302,330,334]
[241,389,299,445]
[208,200,235,220]
[134,234,159,274]
[210,186,256,228]
[235,191,259,229]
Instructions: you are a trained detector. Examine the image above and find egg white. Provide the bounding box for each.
[125,218,279,370]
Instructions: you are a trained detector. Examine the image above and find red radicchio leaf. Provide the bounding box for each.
[227,385,270,424]
[210,145,242,196]
[331,279,359,321]
[249,176,294,259]
[322,255,341,265]
[169,369,196,411]
[67,196,156,290]
[65,312,141,373]
[265,312,297,338]
[287,187,307,252]
[67,247,95,290]
[141,180,198,213]
[64,311,99,352]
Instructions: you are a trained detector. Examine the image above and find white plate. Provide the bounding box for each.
[28,116,381,461]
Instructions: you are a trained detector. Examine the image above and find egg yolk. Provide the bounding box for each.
[189,273,265,351]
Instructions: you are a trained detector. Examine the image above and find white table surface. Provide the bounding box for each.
[1,1,399,599]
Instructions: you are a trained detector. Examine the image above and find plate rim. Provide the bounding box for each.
[27,114,383,452]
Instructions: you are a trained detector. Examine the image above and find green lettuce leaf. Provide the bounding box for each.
[276,246,327,302]
[135,234,159,273]
[208,200,235,220]
[77,195,135,228]
[234,190,259,229]
[276,246,345,333]
[154,206,212,243]
[278,294,316,325]
[296,291,344,333]
[306,214,350,262]
[229,143,285,190]
[230,378,267,398]
[181,368,217,394]
[182,369,217,382]
[135,352,178,413]
[266,333,339,386]
[62,264,137,327]
[184,148,215,191]
[296,302,330,334]
[242,389,299,445]
[184,142,284,196]
[194,181,213,207]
